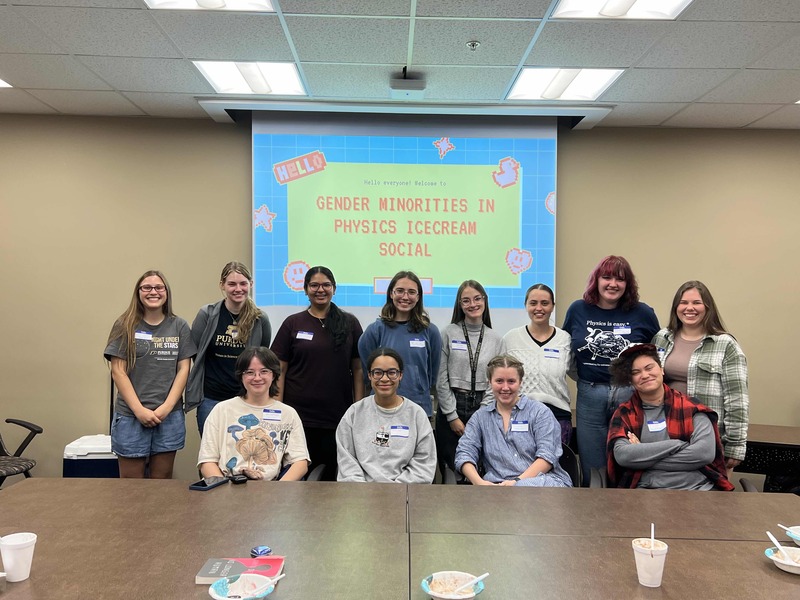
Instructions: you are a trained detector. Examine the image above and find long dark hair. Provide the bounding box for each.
[379,270,430,333]
[304,266,351,351]
[450,280,492,327]
[583,255,640,311]
[667,280,728,336]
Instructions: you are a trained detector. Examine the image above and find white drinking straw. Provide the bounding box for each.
[650,523,655,558]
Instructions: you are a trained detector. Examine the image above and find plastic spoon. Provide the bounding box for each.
[452,572,489,594]
[777,524,798,535]
[227,573,286,599]
[767,531,798,565]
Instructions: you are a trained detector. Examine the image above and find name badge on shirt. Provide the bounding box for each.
[296,331,314,341]
[451,340,468,351]
[647,419,666,432]
[134,331,152,341]
[262,409,282,422]
[511,420,529,432]
[543,348,560,359]
[613,326,631,335]
[409,339,426,349]
[390,425,410,438]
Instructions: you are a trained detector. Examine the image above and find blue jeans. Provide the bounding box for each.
[111,410,185,458]
[196,397,222,437]
[576,380,633,486]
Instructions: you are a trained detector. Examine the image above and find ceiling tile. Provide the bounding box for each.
[416,0,551,19]
[287,16,408,63]
[413,19,537,66]
[526,21,667,68]
[745,104,800,129]
[0,54,111,89]
[0,88,58,113]
[301,63,403,99]
[638,22,797,68]
[13,7,180,58]
[597,103,687,127]
[153,12,293,61]
[600,68,735,102]
[681,0,800,22]
[26,89,145,115]
[0,6,64,54]
[422,66,516,100]
[281,0,411,16]
[700,69,800,103]
[750,34,800,69]
[78,56,213,93]
[122,92,210,118]
[661,103,781,128]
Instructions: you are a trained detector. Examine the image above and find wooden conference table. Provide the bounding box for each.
[1,479,798,599]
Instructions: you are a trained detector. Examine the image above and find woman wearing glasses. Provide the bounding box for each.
[336,347,436,483]
[186,262,272,436]
[503,284,573,445]
[358,271,442,417]
[270,266,364,480]
[198,347,309,481]
[104,270,196,478]
[435,280,505,472]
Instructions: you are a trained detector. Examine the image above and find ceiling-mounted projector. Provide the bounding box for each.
[390,74,426,100]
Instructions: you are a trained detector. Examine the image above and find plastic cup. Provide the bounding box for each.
[0,532,37,582]
[631,537,668,587]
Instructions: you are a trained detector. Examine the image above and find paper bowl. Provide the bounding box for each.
[421,571,485,600]
[783,525,800,547]
[765,546,800,575]
[209,573,276,599]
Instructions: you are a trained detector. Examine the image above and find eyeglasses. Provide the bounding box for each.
[139,285,166,293]
[460,295,485,307]
[369,368,402,381]
[243,369,271,379]
[308,282,333,291]
[392,288,418,298]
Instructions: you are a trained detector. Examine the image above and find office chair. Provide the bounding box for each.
[306,463,327,481]
[558,443,581,487]
[0,418,44,488]
[738,477,760,493]
[589,467,608,488]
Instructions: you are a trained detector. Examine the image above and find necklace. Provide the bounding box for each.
[307,308,327,328]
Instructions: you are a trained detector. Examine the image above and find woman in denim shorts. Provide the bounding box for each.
[104,270,196,478]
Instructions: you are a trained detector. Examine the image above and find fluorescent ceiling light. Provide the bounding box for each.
[0,78,11,88]
[143,0,273,11]
[507,68,623,101]
[194,61,306,95]
[552,0,694,20]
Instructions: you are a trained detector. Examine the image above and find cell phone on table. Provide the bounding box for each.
[189,476,229,491]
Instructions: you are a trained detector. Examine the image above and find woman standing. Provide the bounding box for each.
[186,262,272,436]
[358,271,442,418]
[562,256,659,484]
[455,354,572,487]
[503,284,573,445]
[336,347,436,483]
[435,280,504,473]
[652,281,748,468]
[104,270,196,478]
[270,266,364,480]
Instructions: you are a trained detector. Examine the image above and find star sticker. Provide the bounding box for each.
[254,204,277,232]
[433,137,455,159]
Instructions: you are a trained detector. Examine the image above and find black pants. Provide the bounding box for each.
[435,390,484,474]
[304,427,338,481]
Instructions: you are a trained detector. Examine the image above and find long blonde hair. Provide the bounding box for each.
[107,270,174,370]
[220,262,262,344]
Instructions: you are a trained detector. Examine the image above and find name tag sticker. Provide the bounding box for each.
[543,348,560,359]
[451,340,468,351]
[511,420,529,432]
[410,339,426,349]
[134,331,152,341]
[390,425,410,438]
[262,409,282,422]
[613,326,632,335]
[296,331,314,341]
[647,419,667,432]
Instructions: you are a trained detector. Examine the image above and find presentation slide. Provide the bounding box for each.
[252,126,556,311]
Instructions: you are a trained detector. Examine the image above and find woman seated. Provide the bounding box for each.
[198,347,309,481]
[455,354,572,487]
[606,344,733,490]
[336,347,436,483]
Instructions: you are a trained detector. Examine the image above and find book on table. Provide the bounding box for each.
[195,556,285,584]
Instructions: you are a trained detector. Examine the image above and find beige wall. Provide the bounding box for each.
[1,115,797,486]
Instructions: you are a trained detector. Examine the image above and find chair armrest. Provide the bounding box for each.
[589,467,607,488]
[5,419,43,456]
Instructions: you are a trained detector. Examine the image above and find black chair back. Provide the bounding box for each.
[558,443,581,487]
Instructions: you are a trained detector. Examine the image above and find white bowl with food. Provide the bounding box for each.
[765,546,800,575]
[783,525,800,547]
[421,571,485,600]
